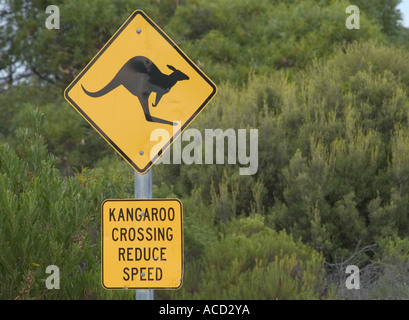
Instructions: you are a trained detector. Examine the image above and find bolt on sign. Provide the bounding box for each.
[64,10,217,173]
[102,199,183,289]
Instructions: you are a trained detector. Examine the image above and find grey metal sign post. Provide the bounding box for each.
[134,168,154,300]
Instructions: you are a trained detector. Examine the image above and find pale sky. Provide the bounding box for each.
[398,0,409,27]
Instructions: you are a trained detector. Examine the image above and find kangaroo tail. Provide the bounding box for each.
[81,78,120,98]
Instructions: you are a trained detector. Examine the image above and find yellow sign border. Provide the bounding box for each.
[101,198,184,290]
[64,10,217,173]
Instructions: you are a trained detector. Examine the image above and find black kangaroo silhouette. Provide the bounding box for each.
[81,56,189,126]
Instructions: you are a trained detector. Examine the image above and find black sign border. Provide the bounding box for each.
[101,198,184,290]
[64,10,217,173]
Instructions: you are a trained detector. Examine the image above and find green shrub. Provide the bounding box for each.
[329,236,409,300]
[0,109,132,299]
[165,0,384,83]
[160,215,330,300]
[2,0,393,88]
[154,41,409,265]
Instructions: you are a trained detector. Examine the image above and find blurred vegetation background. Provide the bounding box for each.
[1,0,409,299]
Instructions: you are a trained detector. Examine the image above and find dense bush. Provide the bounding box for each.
[153,41,409,298]
[159,215,330,300]
[1,0,409,300]
[165,0,386,83]
[1,0,395,88]
[0,110,133,299]
[327,236,409,299]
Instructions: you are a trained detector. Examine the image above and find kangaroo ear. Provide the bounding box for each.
[167,65,177,71]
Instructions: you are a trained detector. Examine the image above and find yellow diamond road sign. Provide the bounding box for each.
[64,10,217,173]
[102,199,183,289]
